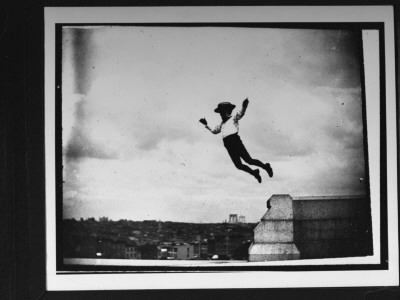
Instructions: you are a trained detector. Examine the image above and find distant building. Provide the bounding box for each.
[125,246,141,259]
[193,241,200,258]
[63,218,257,261]
[207,232,249,259]
[192,239,209,259]
[95,237,140,259]
[64,234,97,258]
[96,238,125,258]
[128,236,139,243]
[131,230,141,238]
[158,243,195,260]
[200,240,209,259]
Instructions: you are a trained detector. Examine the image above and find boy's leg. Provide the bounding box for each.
[225,146,261,183]
[264,163,273,178]
[237,139,273,178]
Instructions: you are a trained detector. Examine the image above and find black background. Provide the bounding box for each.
[1,0,399,299]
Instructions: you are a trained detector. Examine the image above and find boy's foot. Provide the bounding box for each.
[253,169,262,183]
[264,163,273,178]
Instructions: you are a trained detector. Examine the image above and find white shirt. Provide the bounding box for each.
[206,107,246,138]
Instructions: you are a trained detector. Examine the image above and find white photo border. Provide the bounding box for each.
[44,6,399,290]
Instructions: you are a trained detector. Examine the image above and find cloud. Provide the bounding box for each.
[242,129,315,162]
[266,29,361,90]
[133,124,198,152]
[61,26,367,222]
[65,129,118,160]
[64,97,119,161]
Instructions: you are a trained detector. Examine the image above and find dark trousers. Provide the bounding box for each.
[223,133,265,175]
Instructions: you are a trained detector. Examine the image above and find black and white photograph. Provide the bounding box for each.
[61,25,372,263]
[43,6,399,290]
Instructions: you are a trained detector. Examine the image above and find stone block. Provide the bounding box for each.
[248,243,300,262]
[249,195,299,262]
[254,220,294,243]
[261,194,294,220]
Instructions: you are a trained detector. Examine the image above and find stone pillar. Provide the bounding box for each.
[229,214,238,223]
[248,195,300,262]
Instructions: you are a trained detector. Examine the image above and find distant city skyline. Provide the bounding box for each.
[62,26,368,223]
[69,215,250,224]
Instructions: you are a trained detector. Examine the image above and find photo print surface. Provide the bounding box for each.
[60,25,373,268]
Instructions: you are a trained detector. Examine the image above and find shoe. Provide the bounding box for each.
[264,163,273,178]
[254,169,262,183]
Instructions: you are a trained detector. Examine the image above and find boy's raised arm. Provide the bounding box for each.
[243,98,249,110]
[235,98,249,120]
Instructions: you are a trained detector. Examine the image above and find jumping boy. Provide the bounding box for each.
[199,98,273,183]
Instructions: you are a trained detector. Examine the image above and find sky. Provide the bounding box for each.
[61,26,367,223]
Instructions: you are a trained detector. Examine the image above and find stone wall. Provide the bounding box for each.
[248,194,373,262]
[293,195,373,259]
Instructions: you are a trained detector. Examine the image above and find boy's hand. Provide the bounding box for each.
[199,118,207,126]
[243,98,249,108]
